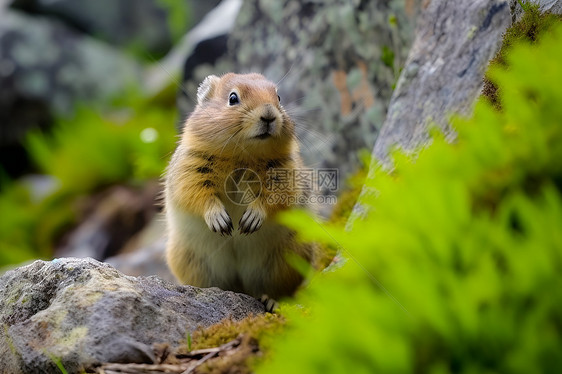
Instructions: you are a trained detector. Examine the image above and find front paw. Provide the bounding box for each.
[204,206,233,236]
[239,205,266,234]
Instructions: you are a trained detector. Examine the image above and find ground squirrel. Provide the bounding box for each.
[165,73,319,303]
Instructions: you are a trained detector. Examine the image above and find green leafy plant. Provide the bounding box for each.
[258,20,562,374]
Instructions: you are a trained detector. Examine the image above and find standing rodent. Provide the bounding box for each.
[165,73,319,302]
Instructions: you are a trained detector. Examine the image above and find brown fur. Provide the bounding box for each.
[165,73,319,299]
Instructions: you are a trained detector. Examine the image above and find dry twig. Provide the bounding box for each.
[92,337,243,374]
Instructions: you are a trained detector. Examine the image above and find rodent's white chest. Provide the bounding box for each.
[167,203,284,282]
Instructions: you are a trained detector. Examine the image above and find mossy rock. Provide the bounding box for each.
[483,2,562,109]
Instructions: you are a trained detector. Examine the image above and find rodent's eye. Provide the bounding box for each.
[277,95,281,103]
[228,92,239,106]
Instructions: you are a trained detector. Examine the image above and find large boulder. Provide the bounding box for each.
[0,258,265,373]
[371,0,511,165]
[178,0,420,189]
[348,0,511,226]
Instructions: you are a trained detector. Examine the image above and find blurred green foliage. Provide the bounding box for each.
[157,0,191,43]
[124,1,189,60]
[0,87,177,268]
[381,45,395,69]
[26,105,176,193]
[260,20,562,374]
[0,184,48,264]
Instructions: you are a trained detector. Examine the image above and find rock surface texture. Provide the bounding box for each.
[0,258,265,374]
[179,0,420,186]
[510,0,562,22]
[371,0,511,165]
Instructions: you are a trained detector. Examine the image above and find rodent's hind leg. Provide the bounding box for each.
[166,238,211,287]
[259,294,279,313]
[239,201,266,234]
[204,196,233,236]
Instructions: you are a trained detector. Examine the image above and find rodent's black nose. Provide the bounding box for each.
[260,116,276,124]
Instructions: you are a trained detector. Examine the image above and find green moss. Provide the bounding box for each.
[482,2,562,109]
[175,312,288,373]
[185,313,286,352]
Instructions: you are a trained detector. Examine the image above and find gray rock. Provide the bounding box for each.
[9,0,219,57]
[510,0,562,23]
[346,0,511,228]
[371,0,511,165]
[0,258,265,373]
[178,0,420,198]
[510,0,524,22]
[535,0,562,11]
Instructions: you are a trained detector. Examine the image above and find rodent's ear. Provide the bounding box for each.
[197,75,220,105]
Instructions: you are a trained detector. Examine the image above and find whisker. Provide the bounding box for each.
[144,51,190,100]
[218,126,243,157]
[232,132,250,158]
[294,123,333,146]
[189,121,240,137]
[276,61,296,86]
[284,95,312,106]
[284,104,323,117]
[293,132,315,154]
